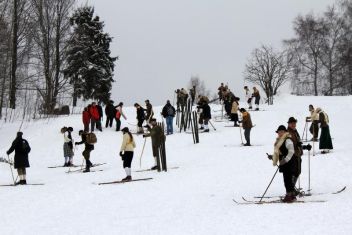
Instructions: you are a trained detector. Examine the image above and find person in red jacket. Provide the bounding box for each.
[89,102,101,132]
[82,107,91,132]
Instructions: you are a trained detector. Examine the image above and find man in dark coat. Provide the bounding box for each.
[239,108,253,146]
[105,100,116,128]
[75,130,94,172]
[134,103,145,134]
[7,132,31,185]
[198,99,212,132]
[161,100,176,135]
[144,100,154,127]
[143,118,166,170]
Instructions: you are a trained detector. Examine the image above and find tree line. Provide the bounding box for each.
[244,0,352,104]
[0,0,116,120]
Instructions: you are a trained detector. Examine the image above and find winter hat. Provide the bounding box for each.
[17,132,23,138]
[67,127,73,132]
[118,102,123,106]
[276,125,287,133]
[145,99,150,103]
[239,108,246,113]
[287,117,297,123]
[121,127,129,133]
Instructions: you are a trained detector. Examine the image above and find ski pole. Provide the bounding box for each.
[208,120,217,131]
[139,137,147,168]
[302,121,307,141]
[307,149,312,194]
[259,166,280,203]
[7,154,16,185]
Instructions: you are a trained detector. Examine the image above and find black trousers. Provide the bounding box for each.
[137,119,144,128]
[123,151,134,168]
[106,116,114,128]
[283,170,295,193]
[116,118,121,131]
[244,128,251,144]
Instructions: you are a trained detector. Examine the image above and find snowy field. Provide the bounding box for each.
[0,95,351,235]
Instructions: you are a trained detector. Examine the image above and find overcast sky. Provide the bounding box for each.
[78,0,336,105]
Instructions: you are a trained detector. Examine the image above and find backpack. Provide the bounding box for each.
[86,133,97,144]
[167,106,175,116]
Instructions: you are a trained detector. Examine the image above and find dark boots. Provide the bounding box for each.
[122,176,132,182]
[281,193,297,203]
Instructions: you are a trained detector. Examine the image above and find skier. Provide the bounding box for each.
[62,127,74,167]
[252,87,260,110]
[115,102,127,131]
[119,127,136,181]
[134,103,145,134]
[239,108,253,146]
[268,125,312,202]
[244,86,252,109]
[178,88,189,111]
[105,100,116,128]
[231,97,240,126]
[189,86,196,106]
[143,118,166,170]
[161,100,176,135]
[75,130,94,172]
[82,107,90,132]
[306,104,319,141]
[144,100,154,127]
[217,83,226,102]
[198,99,212,132]
[6,132,31,185]
[89,102,101,132]
[316,108,333,154]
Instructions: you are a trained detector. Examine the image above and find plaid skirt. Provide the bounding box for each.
[63,142,74,157]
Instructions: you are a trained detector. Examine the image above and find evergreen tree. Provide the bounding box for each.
[65,6,117,105]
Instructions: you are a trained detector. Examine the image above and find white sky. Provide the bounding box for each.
[78,0,336,105]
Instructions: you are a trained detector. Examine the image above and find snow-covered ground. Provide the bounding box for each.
[0,95,351,235]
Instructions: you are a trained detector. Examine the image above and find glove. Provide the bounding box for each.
[267,154,273,160]
[303,144,312,151]
[119,151,123,157]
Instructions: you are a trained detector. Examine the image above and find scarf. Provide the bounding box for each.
[272,132,291,166]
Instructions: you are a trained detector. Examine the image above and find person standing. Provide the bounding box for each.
[306,104,319,141]
[190,86,196,106]
[134,103,145,134]
[89,102,100,132]
[75,130,94,172]
[316,108,333,154]
[252,87,260,111]
[244,86,252,109]
[143,118,166,170]
[82,107,91,132]
[119,127,136,181]
[97,103,103,131]
[231,98,240,127]
[6,132,31,185]
[198,99,212,132]
[161,100,176,135]
[144,100,154,126]
[62,127,74,167]
[105,100,116,128]
[115,102,127,131]
[269,125,296,202]
[239,108,253,146]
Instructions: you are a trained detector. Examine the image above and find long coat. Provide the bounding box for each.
[7,137,31,169]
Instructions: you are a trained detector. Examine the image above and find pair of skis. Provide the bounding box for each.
[233,186,346,205]
[97,178,153,185]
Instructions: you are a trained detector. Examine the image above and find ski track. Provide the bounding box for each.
[0,94,351,235]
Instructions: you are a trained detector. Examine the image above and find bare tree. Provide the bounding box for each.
[244,45,293,105]
[188,76,210,97]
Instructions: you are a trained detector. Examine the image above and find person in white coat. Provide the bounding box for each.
[119,127,136,181]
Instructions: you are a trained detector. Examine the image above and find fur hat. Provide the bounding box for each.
[276,125,287,133]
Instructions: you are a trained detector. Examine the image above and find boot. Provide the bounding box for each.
[281,193,297,203]
[255,108,259,111]
[21,180,27,185]
[122,176,132,182]
[203,129,209,132]
[151,165,158,170]
[83,166,90,173]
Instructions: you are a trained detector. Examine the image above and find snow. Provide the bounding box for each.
[0,95,351,235]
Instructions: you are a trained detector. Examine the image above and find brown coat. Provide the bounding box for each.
[242,111,253,129]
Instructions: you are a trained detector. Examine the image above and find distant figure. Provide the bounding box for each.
[239,108,253,146]
[218,83,226,102]
[244,86,252,109]
[306,104,319,141]
[115,102,127,131]
[190,86,196,106]
[144,99,154,127]
[134,103,145,134]
[89,102,101,132]
[252,87,260,111]
[105,100,116,128]
[97,102,103,130]
[75,130,94,172]
[316,108,333,154]
[198,98,211,132]
[162,100,176,135]
[82,107,91,132]
[231,97,240,127]
[120,127,136,181]
[61,127,74,167]
[7,132,31,185]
